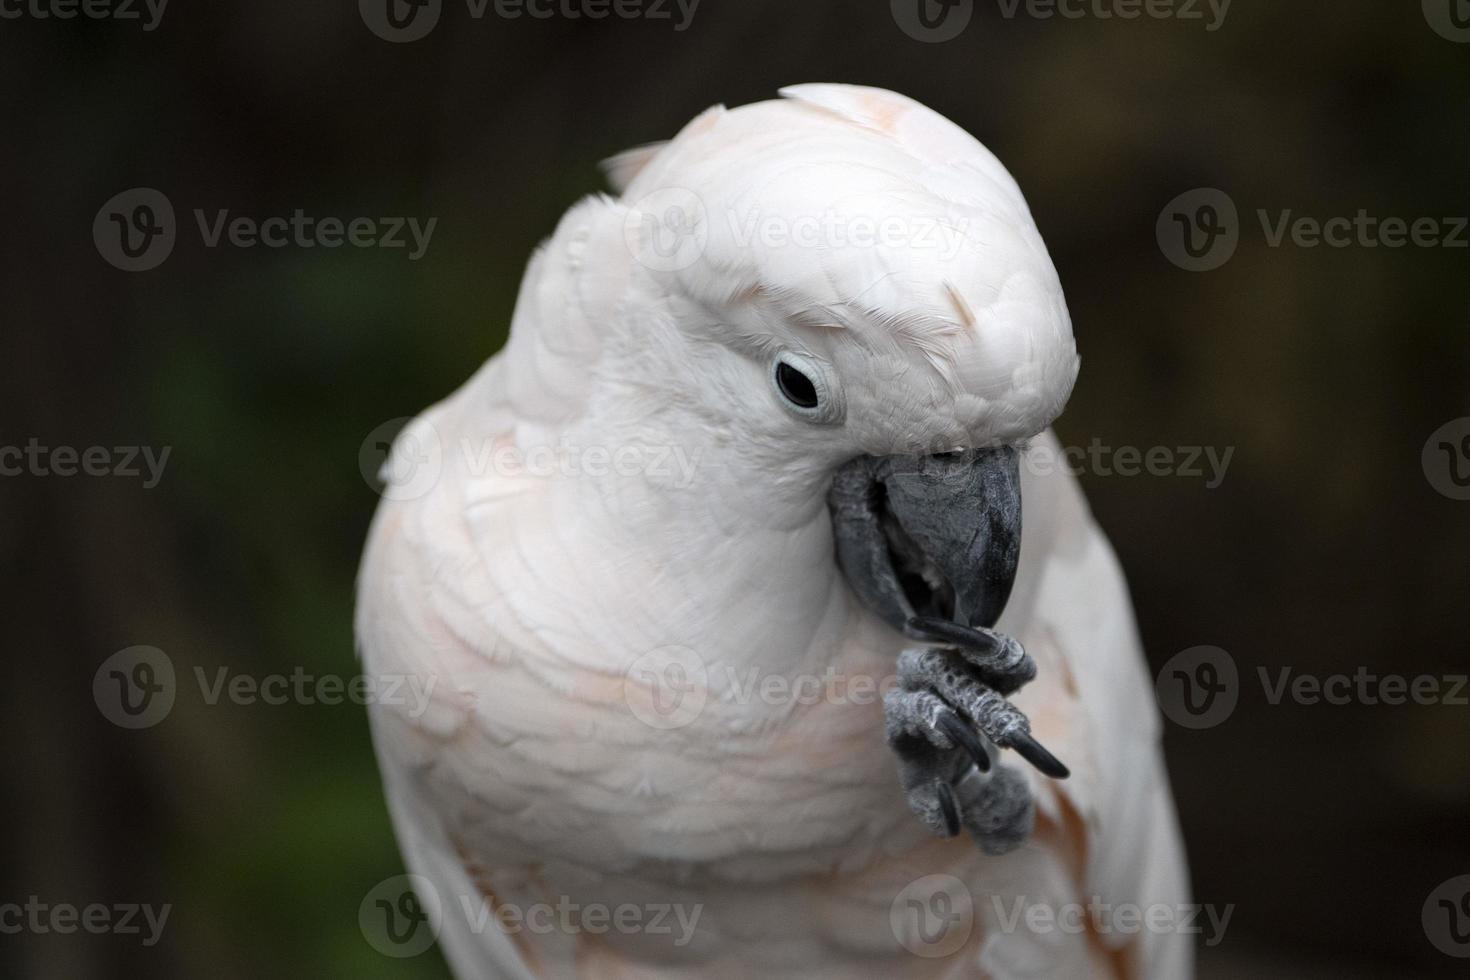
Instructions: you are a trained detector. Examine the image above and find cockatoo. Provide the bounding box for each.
[357,84,1192,979]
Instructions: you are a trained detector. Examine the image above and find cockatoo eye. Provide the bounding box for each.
[771,352,842,423]
[777,362,818,408]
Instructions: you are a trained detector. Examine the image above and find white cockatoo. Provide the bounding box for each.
[357,84,1192,979]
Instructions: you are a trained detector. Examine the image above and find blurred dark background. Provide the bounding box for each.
[3,1,1468,977]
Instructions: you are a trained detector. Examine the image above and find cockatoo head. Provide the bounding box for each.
[600,85,1078,635]
[610,83,1076,449]
[508,84,1078,638]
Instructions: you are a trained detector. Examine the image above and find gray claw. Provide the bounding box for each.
[935,781,961,837]
[936,710,991,774]
[1010,730,1070,779]
[898,646,1068,781]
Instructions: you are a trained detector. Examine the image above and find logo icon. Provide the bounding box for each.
[360,0,442,42]
[1423,418,1470,501]
[1155,646,1238,729]
[94,188,176,272]
[1424,0,1470,42]
[1157,188,1240,272]
[93,646,176,729]
[360,874,442,957]
[891,0,974,43]
[890,874,974,958]
[360,416,445,501]
[622,646,709,730]
[623,187,709,273]
[1423,875,1470,957]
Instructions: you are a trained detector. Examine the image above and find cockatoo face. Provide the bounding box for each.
[613,86,1079,643]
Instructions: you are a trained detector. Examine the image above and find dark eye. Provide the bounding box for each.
[770,351,842,423]
[776,361,820,409]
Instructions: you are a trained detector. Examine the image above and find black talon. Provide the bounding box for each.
[936,711,991,774]
[1009,730,1070,779]
[935,781,961,837]
[905,616,999,652]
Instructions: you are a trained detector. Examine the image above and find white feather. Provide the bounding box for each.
[358,85,1188,979]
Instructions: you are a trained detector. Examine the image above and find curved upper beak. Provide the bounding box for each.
[828,447,1023,633]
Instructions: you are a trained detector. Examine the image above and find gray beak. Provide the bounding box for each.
[828,447,1023,634]
[829,447,1070,784]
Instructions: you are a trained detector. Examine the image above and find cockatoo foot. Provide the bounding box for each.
[903,616,1037,695]
[884,623,1066,852]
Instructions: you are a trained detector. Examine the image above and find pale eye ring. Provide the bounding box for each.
[770,351,842,423]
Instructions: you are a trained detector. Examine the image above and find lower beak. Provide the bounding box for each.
[828,447,1023,634]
